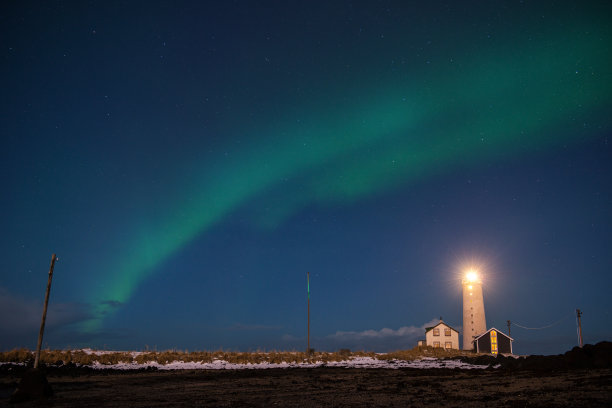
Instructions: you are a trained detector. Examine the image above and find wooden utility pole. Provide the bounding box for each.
[507,320,511,336]
[34,254,57,369]
[307,272,310,355]
[576,309,583,348]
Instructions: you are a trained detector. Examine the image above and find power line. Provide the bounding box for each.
[511,311,574,330]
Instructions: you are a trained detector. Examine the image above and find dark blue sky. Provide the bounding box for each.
[1,1,611,355]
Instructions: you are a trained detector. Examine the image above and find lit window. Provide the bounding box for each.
[433,341,440,348]
[445,342,452,349]
[444,328,451,336]
[491,331,498,355]
[433,328,440,336]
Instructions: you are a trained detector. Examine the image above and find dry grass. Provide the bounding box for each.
[383,345,476,361]
[0,346,472,366]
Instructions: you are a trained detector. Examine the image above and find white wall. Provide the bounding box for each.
[425,322,459,349]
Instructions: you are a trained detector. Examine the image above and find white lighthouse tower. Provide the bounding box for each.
[462,270,487,350]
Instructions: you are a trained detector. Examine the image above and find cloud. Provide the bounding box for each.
[280,318,445,352]
[326,318,442,352]
[0,287,93,349]
[0,288,91,332]
[225,323,282,331]
[330,325,426,340]
[281,334,299,341]
[100,300,124,308]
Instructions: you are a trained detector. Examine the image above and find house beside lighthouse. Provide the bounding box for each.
[474,328,514,355]
[424,318,460,349]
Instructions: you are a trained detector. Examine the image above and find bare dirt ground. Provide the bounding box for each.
[1,366,611,407]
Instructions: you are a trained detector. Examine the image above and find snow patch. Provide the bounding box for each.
[85,357,490,370]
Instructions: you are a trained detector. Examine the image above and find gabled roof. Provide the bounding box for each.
[473,327,514,342]
[425,321,459,333]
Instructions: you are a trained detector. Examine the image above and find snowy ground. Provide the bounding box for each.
[84,356,492,370]
[1,349,495,370]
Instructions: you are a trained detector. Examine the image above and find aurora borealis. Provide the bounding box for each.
[2,1,611,354]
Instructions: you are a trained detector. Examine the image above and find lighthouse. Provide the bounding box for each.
[462,270,487,350]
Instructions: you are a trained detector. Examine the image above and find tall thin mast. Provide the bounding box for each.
[576,309,583,347]
[307,272,310,355]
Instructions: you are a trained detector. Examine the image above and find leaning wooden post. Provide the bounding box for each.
[34,254,57,369]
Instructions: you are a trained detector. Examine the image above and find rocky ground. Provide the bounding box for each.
[1,342,610,407]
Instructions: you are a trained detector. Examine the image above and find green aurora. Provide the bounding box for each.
[86,21,611,329]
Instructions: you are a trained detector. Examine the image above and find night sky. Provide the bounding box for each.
[2,1,611,355]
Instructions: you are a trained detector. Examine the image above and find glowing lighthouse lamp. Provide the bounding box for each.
[462,269,487,350]
[465,270,478,283]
